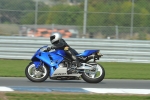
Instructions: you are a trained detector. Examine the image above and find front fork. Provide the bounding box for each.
[33,61,42,68]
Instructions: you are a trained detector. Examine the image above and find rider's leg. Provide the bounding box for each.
[64,47,81,67]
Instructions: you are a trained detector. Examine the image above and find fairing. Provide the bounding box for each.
[31,46,65,76]
[31,45,100,77]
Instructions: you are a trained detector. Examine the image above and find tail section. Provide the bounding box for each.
[77,50,99,57]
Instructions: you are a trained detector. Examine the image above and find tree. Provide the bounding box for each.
[0,0,35,24]
[38,4,82,25]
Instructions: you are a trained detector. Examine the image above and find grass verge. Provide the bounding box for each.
[0,92,149,100]
[0,59,150,79]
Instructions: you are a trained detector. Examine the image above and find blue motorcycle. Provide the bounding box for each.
[25,45,105,83]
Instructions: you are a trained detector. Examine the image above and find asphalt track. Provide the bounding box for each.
[0,77,150,94]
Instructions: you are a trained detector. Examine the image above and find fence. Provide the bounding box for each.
[0,36,150,63]
[1,0,150,40]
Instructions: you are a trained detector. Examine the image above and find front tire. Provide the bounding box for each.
[81,63,105,83]
[25,62,49,82]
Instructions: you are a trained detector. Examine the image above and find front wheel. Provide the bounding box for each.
[81,63,105,83]
[25,62,49,82]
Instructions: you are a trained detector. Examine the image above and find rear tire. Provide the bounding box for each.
[81,63,105,83]
[25,62,49,82]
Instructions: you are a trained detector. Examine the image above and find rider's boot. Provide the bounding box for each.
[76,59,82,67]
[67,60,81,74]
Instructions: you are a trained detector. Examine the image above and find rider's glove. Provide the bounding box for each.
[47,46,55,50]
[47,47,51,51]
[51,46,55,49]
[44,47,50,52]
[44,46,55,52]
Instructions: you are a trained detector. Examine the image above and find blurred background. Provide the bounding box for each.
[0,0,150,40]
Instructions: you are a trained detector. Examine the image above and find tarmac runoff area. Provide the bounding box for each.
[0,86,150,94]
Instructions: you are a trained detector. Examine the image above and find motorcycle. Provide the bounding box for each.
[25,45,105,83]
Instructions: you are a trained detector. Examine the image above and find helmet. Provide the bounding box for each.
[50,32,62,44]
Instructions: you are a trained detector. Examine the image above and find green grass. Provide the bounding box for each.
[101,62,150,79]
[0,59,150,79]
[0,59,30,77]
[4,93,150,100]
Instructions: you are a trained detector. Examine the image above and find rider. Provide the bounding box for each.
[47,32,81,67]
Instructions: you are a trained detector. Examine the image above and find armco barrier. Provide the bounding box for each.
[0,36,150,63]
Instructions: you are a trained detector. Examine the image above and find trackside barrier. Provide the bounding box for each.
[0,36,150,63]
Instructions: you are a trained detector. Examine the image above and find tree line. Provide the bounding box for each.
[0,0,150,27]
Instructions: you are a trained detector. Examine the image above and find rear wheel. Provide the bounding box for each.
[81,63,105,83]
[25,62,49,82]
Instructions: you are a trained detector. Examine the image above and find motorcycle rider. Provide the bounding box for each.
[46,32,81,68]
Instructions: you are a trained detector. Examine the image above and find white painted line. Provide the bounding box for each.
[83,88,150,94]
[0,86,14,91]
